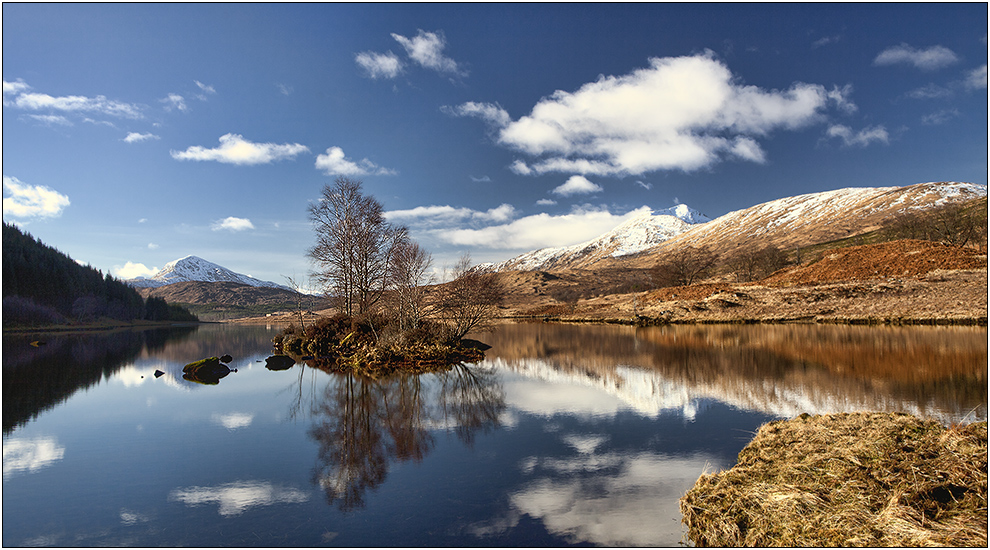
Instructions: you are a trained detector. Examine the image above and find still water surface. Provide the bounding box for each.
[3,322,986,546]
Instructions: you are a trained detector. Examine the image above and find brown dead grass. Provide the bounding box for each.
[680,412,988,547]
[764,239,986,286]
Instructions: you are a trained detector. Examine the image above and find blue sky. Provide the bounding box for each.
[3,3,987,288]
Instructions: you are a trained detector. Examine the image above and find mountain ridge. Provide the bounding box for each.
[492,181,986,272]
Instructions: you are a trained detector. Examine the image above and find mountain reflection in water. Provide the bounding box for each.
[481,322,987,423]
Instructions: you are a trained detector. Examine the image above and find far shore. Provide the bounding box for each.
[2,319,208,335]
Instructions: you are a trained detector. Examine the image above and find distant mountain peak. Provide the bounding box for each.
[486,204,709,271]
[125,256,291,291]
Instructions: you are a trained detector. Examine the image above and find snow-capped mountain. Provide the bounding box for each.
[125,256,292,291]
[632,181,988,265]
[488,204,710,271]
[489,181,986,272]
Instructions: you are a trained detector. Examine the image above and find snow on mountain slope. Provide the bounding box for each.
[636,181,987,263]
[125,256,292,291]
[491,181,985,272]
[488,204,710,271]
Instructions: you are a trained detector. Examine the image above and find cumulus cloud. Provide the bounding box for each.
[386,203,516,225]
[965,65,988,90]
[433,205,653,250]
[112,261,159,279]
[315,146,396,176]
[2,175,70,220]
[825,124,889,147]
[552,175,603,197]
[873,44,959,70]
[123,132,159,143]
[355,51,404,79]
[171,133,309,165]
[2,79,142,119]
[211,216,255,231]
[449,52,836,176]
[391,30,465,76]
[536,198,557,206]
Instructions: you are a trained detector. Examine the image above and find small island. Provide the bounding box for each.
[272,177,504,377]
[273,314,492,377]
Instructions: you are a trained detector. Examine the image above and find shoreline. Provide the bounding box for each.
[2,320,209,335]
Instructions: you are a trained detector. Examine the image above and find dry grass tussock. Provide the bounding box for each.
[680,412,988,547]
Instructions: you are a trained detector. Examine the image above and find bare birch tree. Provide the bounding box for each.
[435,254,505,341]
[308,177,406,316]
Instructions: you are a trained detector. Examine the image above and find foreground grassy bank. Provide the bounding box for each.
[680,412,988,547]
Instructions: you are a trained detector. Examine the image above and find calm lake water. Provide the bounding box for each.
[3,322,986,547]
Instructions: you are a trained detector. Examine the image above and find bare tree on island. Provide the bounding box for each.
[389,239,435,331]
[308,177,406,316]
[436,254,505,340]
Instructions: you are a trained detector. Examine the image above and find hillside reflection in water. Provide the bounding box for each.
[482,322,987,423]
[2,323,985,547]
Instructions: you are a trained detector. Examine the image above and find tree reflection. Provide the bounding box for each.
[306,364,505,511]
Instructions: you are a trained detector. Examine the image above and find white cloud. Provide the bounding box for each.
[552,175,603,197]
[826,84,857,114]
[442,101,511,127]
[635,181,652,190]
[171,133,309,165]
[825,124,889,147]
[212,216,255,232]
[965,65,988,90]
[355,51,404,79]
[873,44,959,70]
[2,79,142,118]
[812,35,841,49]
[24,114,72,126]
[922,109,960,125]
[194,80,216,94]
[147,242,159,250]
[2,175,70,219]
[450,52,833,176]
[906,83,953,100]
[391,29,465,76]
[161,93,188,112]
[386,203,516,225]
[276,83,293,96]
[536,198,557,206]
[470,175,492,183]
[112,261,159,279]
[2,79,31,96]
[314,146,396,176]
[123,132,159,143]
[433,205,652,250]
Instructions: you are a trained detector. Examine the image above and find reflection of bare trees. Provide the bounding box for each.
[305,365,504,511]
